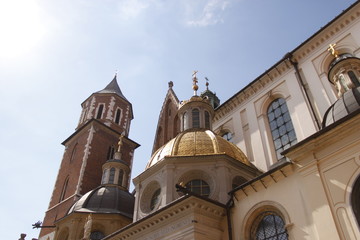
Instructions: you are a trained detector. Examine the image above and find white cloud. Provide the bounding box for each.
[116,0,149,20]
[184,0,230,27]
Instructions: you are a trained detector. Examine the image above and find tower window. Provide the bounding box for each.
[205,111,210,129]
[69,144,77,163]
[192,109,200,128]
[109,168,115,184]
[186,179,210,197]
[115,108,121,124]
[267,98,297,161]
[118,169,124,186]
[59,177,69,202]
[251,211,288,240]
[107,146,115,160]
[183,112,188,131]
[96,104,104,119]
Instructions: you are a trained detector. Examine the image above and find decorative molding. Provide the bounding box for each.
[104,196,226,240]
[214,5,360,123]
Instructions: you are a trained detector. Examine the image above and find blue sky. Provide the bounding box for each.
[0,0,356,239]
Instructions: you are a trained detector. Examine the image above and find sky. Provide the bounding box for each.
[0,0,357,239]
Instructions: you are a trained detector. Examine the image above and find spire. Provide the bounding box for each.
[97,74,128,101]
[200,77,220,109]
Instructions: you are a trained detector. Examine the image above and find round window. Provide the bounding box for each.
[140,181,161,213]
[150,188,161,210]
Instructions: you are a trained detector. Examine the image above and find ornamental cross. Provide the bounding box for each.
[328,43,338,58]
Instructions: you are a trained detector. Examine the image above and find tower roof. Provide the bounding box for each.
[96,75,128,101]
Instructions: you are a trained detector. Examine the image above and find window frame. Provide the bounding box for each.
[96,104,105,119]
[266,98,297,161]
[192,108,200,128]
[251,211,288,240]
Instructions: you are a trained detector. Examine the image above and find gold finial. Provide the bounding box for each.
[328,43,339,58]
[192,70,199,95]
[205,77,209,90]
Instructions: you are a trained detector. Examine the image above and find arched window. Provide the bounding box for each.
[118,169,124,186]
[109,168,115,184]
[115,108,121,124]
[90,231,105,240]
[251,211,288,240]
[205,111,210,129]
[267,98,297,161]
[351,175,360,227]
[183,112,188,130]
[96,104,104,119]
[186,179,210,197]
[192,109,200,128]
[59,176,69,202]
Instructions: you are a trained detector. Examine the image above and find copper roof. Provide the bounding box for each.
[68,186,134,218]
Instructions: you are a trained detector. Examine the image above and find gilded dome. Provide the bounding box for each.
[147,129,254,168]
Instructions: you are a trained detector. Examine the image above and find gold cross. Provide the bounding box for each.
[328,43,338,58]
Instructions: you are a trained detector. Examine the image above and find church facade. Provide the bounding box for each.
[39,1,360,240]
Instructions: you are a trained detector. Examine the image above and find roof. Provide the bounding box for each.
[322,86,360,127]
[96,75,128,101]
[147,129,256,168]
[67,186,135,219]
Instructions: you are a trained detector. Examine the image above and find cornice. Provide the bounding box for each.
[214,2,360,123]
[214,60,292,122]
[292,3,360,63]
[103,195,226,240]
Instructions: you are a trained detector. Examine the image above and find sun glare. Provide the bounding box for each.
[0,0,45,58]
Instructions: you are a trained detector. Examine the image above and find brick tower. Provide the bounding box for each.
[39,75,139,239]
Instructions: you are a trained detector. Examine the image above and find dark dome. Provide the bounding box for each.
[322,86,360,128]
[328,54,360,83]
[328,53,354,70]
[68,186,134,218]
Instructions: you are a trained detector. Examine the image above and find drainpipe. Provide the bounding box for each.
[226,195,234,240]
[285,53,321,130]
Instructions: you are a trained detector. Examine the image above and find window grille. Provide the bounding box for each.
[267,98,297,160]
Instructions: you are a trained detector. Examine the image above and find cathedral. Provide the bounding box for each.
[38,1,360,240]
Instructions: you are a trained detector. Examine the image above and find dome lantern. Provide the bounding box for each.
[178,71,215,131]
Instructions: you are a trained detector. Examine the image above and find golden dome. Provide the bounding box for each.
[147,129,254,168]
